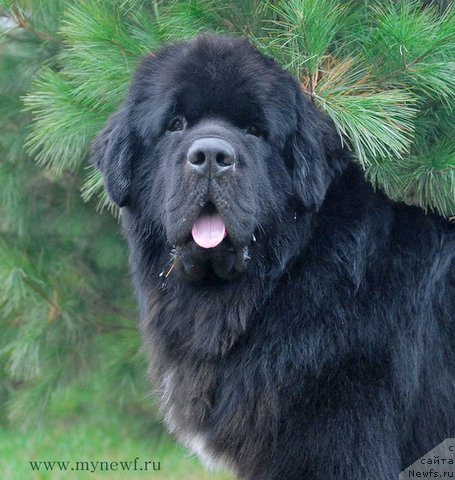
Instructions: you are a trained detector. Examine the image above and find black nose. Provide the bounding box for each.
[187,138,236,176]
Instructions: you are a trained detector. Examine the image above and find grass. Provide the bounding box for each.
[0,419,235,480]
[0,384,235,480]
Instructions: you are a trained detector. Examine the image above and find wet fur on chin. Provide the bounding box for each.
[91,34,455,480]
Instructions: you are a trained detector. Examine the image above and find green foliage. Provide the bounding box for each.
[366,2,455,101]
[15,0,455,217]
[262,0,351,78]
[315,83,417,166]
[25,69,103,173]
[0,2,149,427]
[23,2,149,177]
[0,0,66,38]
[259,0,455,215]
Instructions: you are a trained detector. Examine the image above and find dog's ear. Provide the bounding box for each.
[90,107,134,207]
[289,89,350,210]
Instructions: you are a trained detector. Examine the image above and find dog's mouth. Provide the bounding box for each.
[191,202,228,249]
[171,202,250,281]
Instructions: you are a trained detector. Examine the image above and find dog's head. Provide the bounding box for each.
[91,34,349,281]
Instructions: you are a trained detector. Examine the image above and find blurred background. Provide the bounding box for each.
[0,0,453,478]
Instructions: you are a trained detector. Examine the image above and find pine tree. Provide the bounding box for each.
[21,0,455,217]
[0,0,454,425]
[0,0,150,426]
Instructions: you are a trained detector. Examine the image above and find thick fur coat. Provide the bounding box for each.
[91,34,455,480]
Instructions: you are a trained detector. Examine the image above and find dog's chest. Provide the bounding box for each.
[152,342,282,477]
[158,365,235,472]
[143,282,285,473]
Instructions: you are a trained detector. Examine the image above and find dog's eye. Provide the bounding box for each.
[167,116,186,132]
[245,125,262,137]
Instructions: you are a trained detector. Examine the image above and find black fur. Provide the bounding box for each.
[91,34,455,479]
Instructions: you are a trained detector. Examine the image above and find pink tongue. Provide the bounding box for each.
[192,212,227,249]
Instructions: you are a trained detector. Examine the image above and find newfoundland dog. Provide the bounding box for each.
[91,34,455,479]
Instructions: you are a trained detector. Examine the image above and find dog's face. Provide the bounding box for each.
[91,34,348,281]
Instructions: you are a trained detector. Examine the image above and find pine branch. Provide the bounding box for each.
[9,6,58,42]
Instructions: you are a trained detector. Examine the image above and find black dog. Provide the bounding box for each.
[91,34,455,479]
